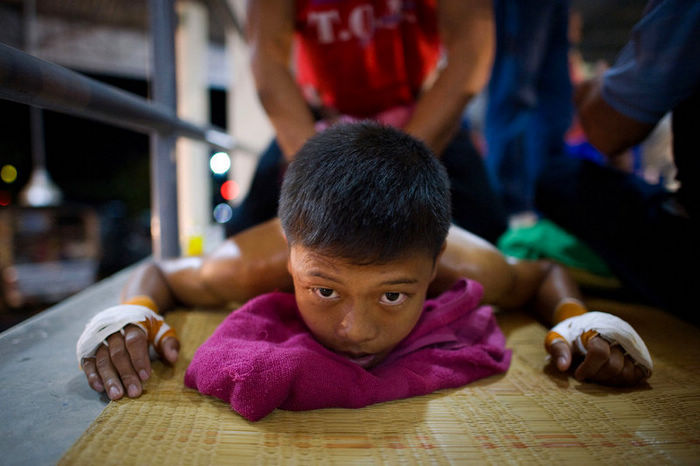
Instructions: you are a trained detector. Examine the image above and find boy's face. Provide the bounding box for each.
[287,244,441,369]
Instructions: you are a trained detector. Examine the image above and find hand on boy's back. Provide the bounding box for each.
[547,337,647,386]
[81,325,180,400]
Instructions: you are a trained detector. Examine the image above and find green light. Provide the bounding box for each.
[1,165,18,184]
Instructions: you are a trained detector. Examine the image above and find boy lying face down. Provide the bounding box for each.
[77,123,651,407]
[278,122,452,369]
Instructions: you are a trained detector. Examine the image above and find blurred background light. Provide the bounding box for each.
[1,164,18,184]
[209,151,231,175]
[220,180,239,201]
[0,190,11,206]
[212,202,233,223]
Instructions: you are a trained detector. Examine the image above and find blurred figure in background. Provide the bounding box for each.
[226,0,508,244]
[484,0,573,227]
[536,0,700,323]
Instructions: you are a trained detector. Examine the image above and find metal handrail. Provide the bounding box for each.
[0,42,235,152]
[0,0,250,259]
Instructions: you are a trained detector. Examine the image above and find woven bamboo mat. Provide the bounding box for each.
[61,301,700,465]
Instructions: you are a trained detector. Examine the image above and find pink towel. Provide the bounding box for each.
[184,278,511,421]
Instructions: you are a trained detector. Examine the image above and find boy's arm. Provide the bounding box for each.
[504,259,648,386]
[433,225,649,386]
[80,220,293,400]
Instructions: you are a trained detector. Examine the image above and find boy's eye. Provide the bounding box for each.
[313,287,338,299]
[380,292,407,306]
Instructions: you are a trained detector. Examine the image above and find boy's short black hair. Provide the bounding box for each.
[279,122,451,264]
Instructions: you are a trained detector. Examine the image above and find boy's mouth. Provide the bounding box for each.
[342,351,387,369]
[342,352,377,368]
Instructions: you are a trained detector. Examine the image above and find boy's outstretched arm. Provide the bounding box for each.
[80,220,293,400]
[81,219,650,398]
[506,259,648,386]
[433,226,649,386]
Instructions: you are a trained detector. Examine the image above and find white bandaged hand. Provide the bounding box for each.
[76,304,176,365]
[546,311,653,377]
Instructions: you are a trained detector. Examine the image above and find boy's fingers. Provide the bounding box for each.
[81,358,104,393]
[123,324,151,382]
[619,357,636,384]
[574,336,610,381]
[548,341,572,371]
[592,345,625,381]
[612,357,647,386]
[570,337,647,386]
[106,332,142,398]
[95,344,124,400]
[161,336,180,364]
[612,357,637,386]
[83,324,180,397]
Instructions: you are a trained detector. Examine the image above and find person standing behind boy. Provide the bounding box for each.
[77,123,650,402]
[227,0,508,244]
[484,0,572,223]
[536,0,700,323]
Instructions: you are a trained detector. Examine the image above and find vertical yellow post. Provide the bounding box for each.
[175,0,211,256]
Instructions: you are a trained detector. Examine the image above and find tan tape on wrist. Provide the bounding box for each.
[546,300,596,352]
[124,295,159,314]
[553,298,587,324]
[123,296,174,353]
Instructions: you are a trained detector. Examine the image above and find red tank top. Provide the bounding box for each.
[294,0,441,118]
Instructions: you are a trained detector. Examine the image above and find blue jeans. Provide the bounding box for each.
[226,122,508,244]
[485,0,573,215]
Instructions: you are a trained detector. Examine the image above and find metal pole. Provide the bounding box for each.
[148,0,179,259]
[0,43,234,151]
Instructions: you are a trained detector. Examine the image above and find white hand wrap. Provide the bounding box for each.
[76,304,175,365]
[548,311,653,376]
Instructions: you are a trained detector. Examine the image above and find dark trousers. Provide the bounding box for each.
[226,124,508,244]
[225,139,286,237]
[536,156,698,324]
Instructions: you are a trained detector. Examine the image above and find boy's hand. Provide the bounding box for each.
[81,327,179,400]
[76,303,179,400]
[548,337,647,386]
[545,311,652,387]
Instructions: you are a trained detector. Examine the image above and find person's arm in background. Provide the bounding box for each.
[432,226,649,386]
[575,0,700,159]
[403,0,495,156]
[574,77,655,157]
[247,0,316,161]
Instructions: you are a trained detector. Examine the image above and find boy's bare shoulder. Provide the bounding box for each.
[432,225,512,301]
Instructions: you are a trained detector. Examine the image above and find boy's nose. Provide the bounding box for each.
[336,304,378,345]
